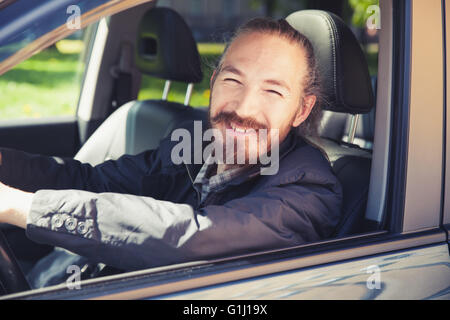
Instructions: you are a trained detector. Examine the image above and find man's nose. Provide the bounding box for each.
[234,87,259,119]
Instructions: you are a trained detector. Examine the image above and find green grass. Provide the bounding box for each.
[365,51,378,77]
[0,48,85,119]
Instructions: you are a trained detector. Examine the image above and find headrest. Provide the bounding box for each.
[135,7,203,83]
[286,10,374,114]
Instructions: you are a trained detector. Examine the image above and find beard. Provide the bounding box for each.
[208,110,284,170]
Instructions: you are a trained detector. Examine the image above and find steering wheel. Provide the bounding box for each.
[0,228,30,295]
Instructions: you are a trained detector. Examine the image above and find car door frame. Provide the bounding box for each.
[442,0,450,241]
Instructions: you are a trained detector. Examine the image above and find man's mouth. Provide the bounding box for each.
[210,111,267,137]
[226,121,258,135]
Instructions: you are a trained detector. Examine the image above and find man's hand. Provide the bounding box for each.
[0,181,33,229]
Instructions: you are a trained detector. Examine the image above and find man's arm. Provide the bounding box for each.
[0,148,159,194]
[0,180,341,271]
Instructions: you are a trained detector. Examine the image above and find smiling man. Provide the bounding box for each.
[209,22,318,174]
[0,18,342,288]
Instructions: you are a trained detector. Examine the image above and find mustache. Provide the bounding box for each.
[210,111,268,131]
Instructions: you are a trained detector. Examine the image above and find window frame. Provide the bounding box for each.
[442,0,450,230]
[400,0,444,233]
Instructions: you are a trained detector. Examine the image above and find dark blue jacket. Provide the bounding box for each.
[0,125,342,271]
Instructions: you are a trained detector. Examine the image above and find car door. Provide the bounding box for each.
[1,0,448,301]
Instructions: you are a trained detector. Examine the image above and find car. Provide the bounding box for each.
[0,0,449,300]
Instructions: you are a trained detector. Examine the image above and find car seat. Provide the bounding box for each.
[320,76,377,150]
[286,10,377,237]
[75,7,207,165]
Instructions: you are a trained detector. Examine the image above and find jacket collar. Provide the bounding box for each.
[222,129,301,187]
[184,129,302,188]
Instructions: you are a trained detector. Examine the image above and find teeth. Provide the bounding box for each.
[230,123,251,133]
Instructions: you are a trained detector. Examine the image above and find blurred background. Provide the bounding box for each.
[0,0,379,119]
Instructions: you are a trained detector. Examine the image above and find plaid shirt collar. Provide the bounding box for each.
[190,130,300,203]
[193,154,248,203]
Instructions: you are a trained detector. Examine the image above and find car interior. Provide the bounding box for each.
[0,1,384,294]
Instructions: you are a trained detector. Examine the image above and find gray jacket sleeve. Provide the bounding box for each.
[26,181,339,271]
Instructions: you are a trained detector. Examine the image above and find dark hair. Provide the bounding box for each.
[211,18,322,137]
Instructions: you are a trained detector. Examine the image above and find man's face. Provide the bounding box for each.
[209,31,314,167]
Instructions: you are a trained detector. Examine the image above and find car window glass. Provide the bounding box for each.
[0,29,89,120]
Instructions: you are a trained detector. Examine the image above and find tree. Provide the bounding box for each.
[348,0,379,28]
[250,0,349,20]
[250,0,278,17]
[248,0,379,30]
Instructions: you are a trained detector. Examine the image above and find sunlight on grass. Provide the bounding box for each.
[0,47,84,119]
[56,40,85,54]
[197,43,225,55]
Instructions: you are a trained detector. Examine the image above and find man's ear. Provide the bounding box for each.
[292,95,317,128]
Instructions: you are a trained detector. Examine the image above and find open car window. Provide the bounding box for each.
[1,0,448,301]
[0,28,91,120]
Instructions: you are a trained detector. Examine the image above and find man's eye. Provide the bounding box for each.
[266,89,282,97]
[224,78,241,84]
